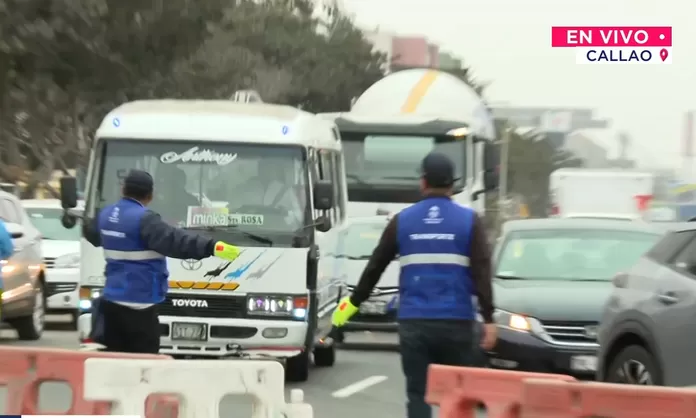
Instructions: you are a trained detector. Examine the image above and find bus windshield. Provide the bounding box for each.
[90,139,310,241]
[341,132,466,202]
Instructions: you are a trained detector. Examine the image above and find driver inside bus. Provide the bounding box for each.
[235,158,303,227]
[151,166,199,224]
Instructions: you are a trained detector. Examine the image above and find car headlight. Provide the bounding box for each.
[78,287,102,311]
[54,253,80,269]
[493,309,535,332]
[246,294,308,319]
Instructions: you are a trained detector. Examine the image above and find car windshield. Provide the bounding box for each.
[91,139,310,245]
[334,220,388,258]
[496,229,660,281]
[26,208,81,241]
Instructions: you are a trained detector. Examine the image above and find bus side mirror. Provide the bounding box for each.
[313,180,334,211]
[314,215,332,233]
[61,212,77,229]
[60,176,78,209]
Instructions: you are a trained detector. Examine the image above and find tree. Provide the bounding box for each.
[0,0,393,197]
[503,125,583,216]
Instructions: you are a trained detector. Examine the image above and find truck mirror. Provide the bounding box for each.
[60,176,78,209]
[313,180,334,211]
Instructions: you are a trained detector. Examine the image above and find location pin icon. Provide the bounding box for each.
[660,49,669,62]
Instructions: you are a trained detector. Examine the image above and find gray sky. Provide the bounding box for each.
[343,0,695,170]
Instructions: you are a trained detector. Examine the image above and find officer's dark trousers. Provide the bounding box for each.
[102,299,160,354]
[399,319,475,418]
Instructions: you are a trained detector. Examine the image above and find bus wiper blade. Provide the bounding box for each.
[380,176,420,180]
[184,226,273,247]
[345,174,373,187]
[334,254,371,260]
[495,274,527,280]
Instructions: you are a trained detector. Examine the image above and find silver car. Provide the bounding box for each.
[0,191,46,340]
[597,222,696,386]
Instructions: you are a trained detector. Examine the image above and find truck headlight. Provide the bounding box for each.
[493,309,533,332]
[247,294,308,319]
[78,287,102,311]
[54,253,80,269]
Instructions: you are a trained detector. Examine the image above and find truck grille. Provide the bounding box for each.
[45,282,78,296]
[44,257,56,269]
[158,294,247,319]
[540,320,599,344]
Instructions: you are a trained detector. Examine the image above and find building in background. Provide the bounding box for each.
[564,133,609,168]
[311,0,348,32]
[362,30,455,72]
[362,30,394,73]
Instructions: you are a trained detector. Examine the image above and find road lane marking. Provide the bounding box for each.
[331,375,388,398]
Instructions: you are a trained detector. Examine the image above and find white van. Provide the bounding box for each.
[61,100,348,382]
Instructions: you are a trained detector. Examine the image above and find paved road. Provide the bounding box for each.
[0,316,413,417]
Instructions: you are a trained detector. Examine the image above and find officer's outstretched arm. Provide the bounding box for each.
[82,214,102,247]
[350,215,399,306]
[140,211,215,260]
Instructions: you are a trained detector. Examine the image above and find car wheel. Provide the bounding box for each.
[605,345,662,385]
[313,343,336,367]
[13,281,46,340]
[285,349,310,382]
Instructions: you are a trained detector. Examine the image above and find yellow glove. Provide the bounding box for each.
[213,241,241,261]
[332,296,359,327]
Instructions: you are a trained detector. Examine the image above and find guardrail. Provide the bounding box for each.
[0,345,312,417]
[426,365,696,417]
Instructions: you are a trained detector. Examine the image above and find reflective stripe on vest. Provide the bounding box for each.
[400,253,470,267]
[103,249,164,261]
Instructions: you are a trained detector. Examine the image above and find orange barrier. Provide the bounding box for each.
[520,378,696,418]
[425,366,576,418]
[0,346,179,417]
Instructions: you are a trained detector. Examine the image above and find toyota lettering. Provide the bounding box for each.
[172,299,208,308]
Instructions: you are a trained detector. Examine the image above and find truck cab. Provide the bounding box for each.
[320,68,499,217]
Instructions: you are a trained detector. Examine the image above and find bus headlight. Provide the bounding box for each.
[247,294,308,319]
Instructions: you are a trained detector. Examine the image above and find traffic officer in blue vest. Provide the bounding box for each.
[83,169,241,354]
[331,152,497,418]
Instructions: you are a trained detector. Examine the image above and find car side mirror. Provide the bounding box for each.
[313,180,334,211]
[60,176,78,209]
[5,222,24,239]
[61,212,78,229]
[314,215,331,233]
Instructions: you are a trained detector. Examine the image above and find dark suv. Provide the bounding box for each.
[597,222,696,386]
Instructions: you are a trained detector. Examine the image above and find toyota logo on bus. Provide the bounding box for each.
[181,259,202,270]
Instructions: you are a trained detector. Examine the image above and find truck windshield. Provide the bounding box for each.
[341,133,466,202]
[91,139,310,241]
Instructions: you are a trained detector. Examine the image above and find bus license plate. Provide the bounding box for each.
[172,322,208,341]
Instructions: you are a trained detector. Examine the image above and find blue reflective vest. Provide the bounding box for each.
[396,197,475,320]
[100,198,168,304]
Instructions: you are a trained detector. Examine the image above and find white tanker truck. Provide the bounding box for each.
[320,68,499,217]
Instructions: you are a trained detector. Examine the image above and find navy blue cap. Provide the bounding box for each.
[123,169,153,195]
[420,152,456,187]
